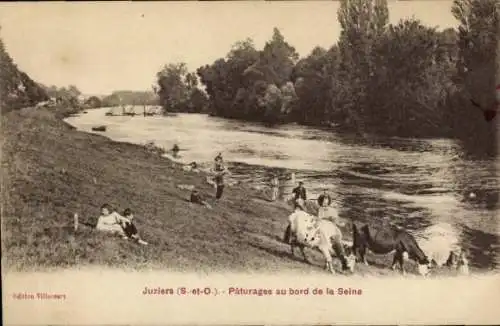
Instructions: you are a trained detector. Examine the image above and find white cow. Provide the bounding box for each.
[284,209,356,274]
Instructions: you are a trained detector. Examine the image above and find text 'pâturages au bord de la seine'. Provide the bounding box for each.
[142,286,363,296]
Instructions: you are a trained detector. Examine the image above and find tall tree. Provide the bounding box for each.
[156,62,190,113]
[372,19,451,135]
[260,28,299,86]
[197,59,233,116]
[452,0,498,106]
[337,0,390,133]
[449,0,498,154]
[293,46,335,125]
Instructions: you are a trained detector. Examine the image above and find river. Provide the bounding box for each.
[65,106,500,271]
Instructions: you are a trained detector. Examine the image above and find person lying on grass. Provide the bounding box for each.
[190,189,212,209]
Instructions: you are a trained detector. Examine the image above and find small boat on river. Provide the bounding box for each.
[91,126,107,132]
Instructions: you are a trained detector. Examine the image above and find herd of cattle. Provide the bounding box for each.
[284,207,469,276]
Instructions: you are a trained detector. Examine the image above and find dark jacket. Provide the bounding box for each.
[292,186,306,200]
[190,192,202,204]
[317,193,331,206]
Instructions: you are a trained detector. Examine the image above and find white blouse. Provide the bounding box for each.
[317,206,339,221]
[96,212,128,231]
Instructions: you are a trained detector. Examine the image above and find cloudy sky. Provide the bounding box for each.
[0,1,458,95]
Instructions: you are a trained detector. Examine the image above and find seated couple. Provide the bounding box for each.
[96,204,148,245]
[294,192,344,227]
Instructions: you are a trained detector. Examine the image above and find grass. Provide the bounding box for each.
[1,106,479,276]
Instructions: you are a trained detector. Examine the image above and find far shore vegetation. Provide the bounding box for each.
[155,0,497,156]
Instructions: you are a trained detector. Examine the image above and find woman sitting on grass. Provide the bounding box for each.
[95,204,148,245]
[317,192,343,226]
[96,204,129,238]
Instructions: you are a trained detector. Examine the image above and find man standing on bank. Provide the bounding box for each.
[214,171,226,200]
[292,181,307,207]
[213,153,228,200]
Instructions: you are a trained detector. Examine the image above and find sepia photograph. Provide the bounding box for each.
[1,0,499,324]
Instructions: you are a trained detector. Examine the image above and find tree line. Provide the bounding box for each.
[100,90,158,108]
[0,27,92,113]
[156,62,209,113]
[0,29,48,113]
[157,0,498,155]
[1,1,497,155]
[1,22,160,113]
[1,33,93,113]
[0,31,158,112]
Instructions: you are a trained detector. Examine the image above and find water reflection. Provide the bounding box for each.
[65,107,499,270]
[461,224,499,269]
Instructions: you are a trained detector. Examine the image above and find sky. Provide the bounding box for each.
[0,1,459,95]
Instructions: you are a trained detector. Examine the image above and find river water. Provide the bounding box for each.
[65,106,500,271]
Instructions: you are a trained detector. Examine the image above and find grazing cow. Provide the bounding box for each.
[415,223,470,275]
[284,209,356,274]
[352,222,430,275]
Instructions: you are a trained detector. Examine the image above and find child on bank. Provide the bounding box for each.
[120,208,148,245]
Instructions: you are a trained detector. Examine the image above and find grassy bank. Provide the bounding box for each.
[1,106,474,276]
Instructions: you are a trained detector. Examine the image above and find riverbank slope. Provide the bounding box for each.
[1,106,470,276]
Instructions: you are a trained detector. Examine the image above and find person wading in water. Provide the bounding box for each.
[172,144,180,158]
